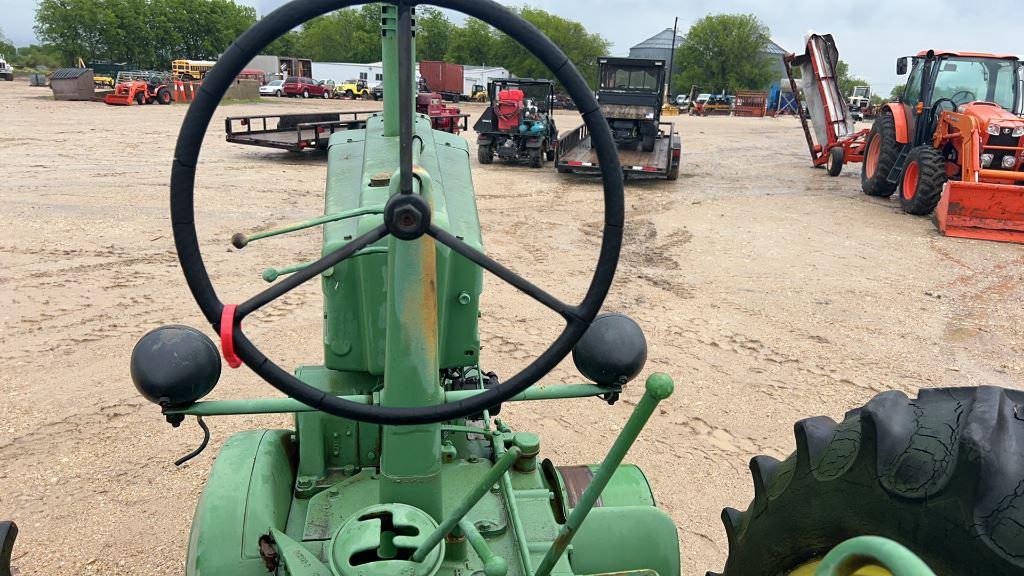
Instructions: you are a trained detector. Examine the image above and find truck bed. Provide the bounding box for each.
[225,111,377,152]
[556,121,680,178]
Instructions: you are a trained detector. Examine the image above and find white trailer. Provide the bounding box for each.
[312,62,384,86]
[463,65,510,96]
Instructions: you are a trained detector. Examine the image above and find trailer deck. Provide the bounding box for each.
[225,111,376,152]
[556,121,680,179]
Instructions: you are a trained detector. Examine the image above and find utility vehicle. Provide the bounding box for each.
[474,78,558,167]
[116,3,1023,576]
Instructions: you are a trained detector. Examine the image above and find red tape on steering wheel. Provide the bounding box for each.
[220,304,242,369]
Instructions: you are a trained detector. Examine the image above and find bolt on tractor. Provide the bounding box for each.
[118,3,1024,576]
[862,50,1024,242]
[104,75,174,106]
[474,79,558,168]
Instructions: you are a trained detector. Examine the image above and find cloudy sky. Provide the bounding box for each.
[2,0,1021,93]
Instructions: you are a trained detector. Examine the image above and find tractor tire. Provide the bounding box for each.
[899,146,946,216]
[827,146,844,177]
[529,149,542,168]
[709,386,1024,576]
[156,87,172,105]
[478,145,493,165]
[641,132,655,153]
[861,112,900,197]
[135,91,146,105]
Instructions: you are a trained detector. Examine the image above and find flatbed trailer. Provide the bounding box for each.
[225,110,469,152]
[555,121,681,179]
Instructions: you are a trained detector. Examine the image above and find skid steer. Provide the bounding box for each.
[114,3,1023,576]
[862,50,1024,242]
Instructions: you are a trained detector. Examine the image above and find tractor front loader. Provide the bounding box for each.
[118,3,1024,576]
[862,50,1024,242]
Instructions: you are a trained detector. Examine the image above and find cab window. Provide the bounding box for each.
[903,60,923,103]
[931,57,1018,111]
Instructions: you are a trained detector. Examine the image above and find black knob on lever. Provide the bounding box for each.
[130,325,221,412]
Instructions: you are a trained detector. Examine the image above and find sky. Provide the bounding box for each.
[2,0,1021,94]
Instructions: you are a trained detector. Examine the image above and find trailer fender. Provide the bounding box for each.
[186,429,296,576]
[885,102,909,144]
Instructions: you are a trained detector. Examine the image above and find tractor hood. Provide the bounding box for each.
[961,101,1024,126]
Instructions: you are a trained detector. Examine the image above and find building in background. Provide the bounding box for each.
[245,55,313,79]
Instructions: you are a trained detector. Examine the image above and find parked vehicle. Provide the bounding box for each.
[557,57,681,179]
[260,79,286,97]
[172,59,216,81]
[283,76,331,98]
[0,55,13,81]
[335,79,370,99]
[474,79,558,168]
[104,75,173,106]
[371,82,383,101]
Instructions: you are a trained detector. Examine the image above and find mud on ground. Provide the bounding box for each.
[1,79,1022,575]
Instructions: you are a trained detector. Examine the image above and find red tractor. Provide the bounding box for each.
[862,51,1024,242]
[104,77,174,106]
[416,92,467,134]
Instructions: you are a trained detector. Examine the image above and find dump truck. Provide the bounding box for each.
[557,57,680,179]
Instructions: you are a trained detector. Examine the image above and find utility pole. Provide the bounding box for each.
[666,16,678,102]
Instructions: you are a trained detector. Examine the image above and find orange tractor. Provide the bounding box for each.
[862,51,1024,242]
[104,77,174,106]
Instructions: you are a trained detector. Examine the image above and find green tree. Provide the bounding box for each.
[416,7,453,61]
[445,18,496,65]
[674,13,774,93]
[0,29,15,57]
[295,5,380,62]
[490,7,609,87]
[266,31,301,57]
[835,60,869,99]
[34,0,255,69]
[890,84,905,101]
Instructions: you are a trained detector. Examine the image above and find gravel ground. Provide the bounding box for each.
[0,78,1021,575]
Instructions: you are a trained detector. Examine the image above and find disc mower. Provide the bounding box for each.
[104,75,173,106]
[124,3,1024,576]
[862,51,1024,242]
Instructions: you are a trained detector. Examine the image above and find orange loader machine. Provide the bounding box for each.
[862,51,1024,243]
[104,76,174,106]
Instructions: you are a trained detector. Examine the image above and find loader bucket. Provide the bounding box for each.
[935,181,1024,243]
[104,93,134,105]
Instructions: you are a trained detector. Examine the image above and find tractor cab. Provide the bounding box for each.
[894,51,1022,148]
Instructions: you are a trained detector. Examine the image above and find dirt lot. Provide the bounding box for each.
[1,79,1022,575]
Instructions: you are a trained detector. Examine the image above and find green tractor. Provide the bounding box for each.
[124,2,1024,576]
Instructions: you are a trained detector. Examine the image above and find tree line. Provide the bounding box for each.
[23,1,610,86]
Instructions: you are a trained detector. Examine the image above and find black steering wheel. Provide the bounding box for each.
[170,0,624,425]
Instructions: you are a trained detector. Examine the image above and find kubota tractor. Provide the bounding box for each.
[862,50,1024,242]
[104,76,173,106]
[115,3,1024,576]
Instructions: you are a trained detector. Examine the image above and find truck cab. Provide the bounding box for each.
[596,57,666,151]
[0,55,13,81]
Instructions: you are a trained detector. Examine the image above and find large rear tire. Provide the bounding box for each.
[710,386,1024,576]
[899,146,946,215]
[861,113,900,197]
[157,87,172,105]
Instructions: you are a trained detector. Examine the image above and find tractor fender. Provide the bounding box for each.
[185,429,296,576]
[885,102,909,143]
[570,506,680,576]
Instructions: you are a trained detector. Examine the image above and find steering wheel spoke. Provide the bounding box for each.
[237,224,388,318]
[427,224,579,321]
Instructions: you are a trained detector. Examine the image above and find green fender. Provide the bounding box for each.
[569,506,680,576]
[186,429,296,576]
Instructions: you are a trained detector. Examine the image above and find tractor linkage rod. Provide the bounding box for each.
[411,446,523,562]
[532,374,675,576]
[231,205,385,249]
[165,384,621,416]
